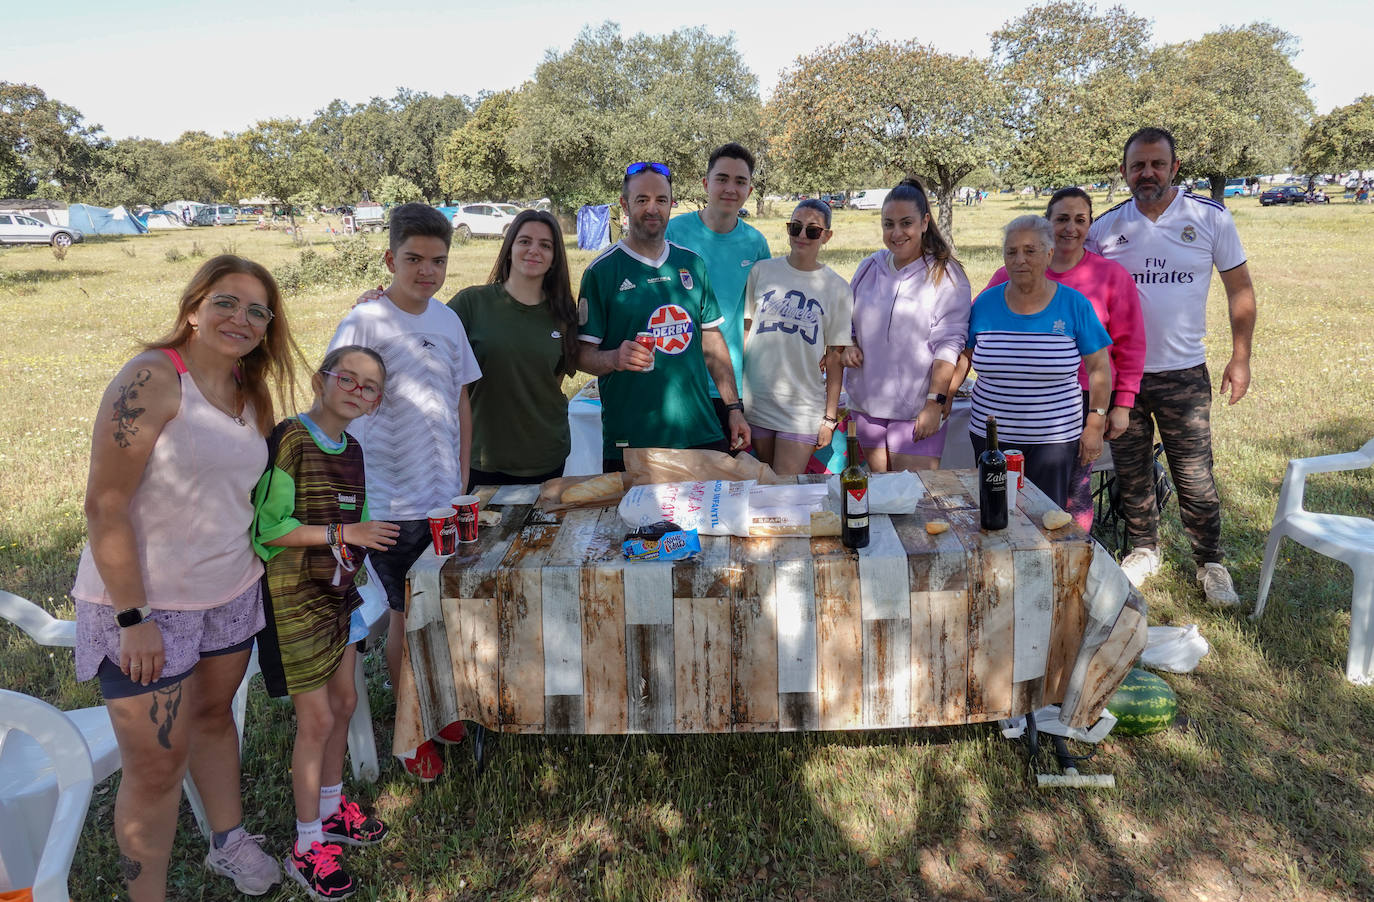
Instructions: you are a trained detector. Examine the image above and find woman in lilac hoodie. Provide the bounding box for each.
[844,179,971,472]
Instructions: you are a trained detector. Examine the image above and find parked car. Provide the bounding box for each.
[353,203,386,232]
[819,193,847,208]
[450,203,517,239]
[0,211,84,247]
[1259,185,1307,206]
[192,204,238,226]
[847,188,891,210]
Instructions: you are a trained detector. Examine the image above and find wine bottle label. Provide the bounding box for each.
[845,515,869,528]
[845,487,869,514]
[984,471,1006,487]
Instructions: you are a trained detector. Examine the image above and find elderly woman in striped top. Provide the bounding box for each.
[959,215,1112,508]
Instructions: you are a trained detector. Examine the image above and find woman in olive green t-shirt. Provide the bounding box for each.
[449,210,581,485]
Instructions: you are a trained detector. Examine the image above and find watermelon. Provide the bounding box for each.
[1106,668,1177,736]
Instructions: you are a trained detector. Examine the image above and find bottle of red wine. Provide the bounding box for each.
[979,415,1008,531]
[841,421,870,549]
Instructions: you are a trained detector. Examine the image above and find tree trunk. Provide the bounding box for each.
[935,181,957,248]
[1105,177,1121,207]
[1207,172,1226,205]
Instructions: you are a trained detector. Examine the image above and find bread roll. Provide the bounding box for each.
[925,520,950,535]
[560,472,624,503]
[1042,510,1073,530]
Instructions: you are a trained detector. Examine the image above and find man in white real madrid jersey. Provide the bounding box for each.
[576,161,750,472]
[1088,126,1256,607]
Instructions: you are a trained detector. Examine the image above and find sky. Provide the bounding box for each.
[4,0,1370,142]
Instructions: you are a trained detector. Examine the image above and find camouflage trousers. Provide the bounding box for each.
[1108,364,1223,565]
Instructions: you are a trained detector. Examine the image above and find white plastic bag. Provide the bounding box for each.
[618,479,754,536]
[827,470,922,514]
[1139,624,1210,673]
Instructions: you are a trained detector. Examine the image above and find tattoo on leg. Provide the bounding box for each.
[111,368,153,448]
[119,854,143,882]
[147,681,183,750]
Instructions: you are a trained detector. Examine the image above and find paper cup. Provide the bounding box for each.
[427,507,458,555]
[450,494,480,544]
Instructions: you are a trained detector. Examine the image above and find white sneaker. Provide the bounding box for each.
[1197,563,1240,607]
[1119,547,1161,588]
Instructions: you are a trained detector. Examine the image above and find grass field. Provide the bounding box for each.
[2,194,1373,901]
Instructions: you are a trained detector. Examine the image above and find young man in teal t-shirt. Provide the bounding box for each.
[664,143,772,430]
[577,162,751,470]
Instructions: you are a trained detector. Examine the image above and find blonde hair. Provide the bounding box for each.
[144,255,303,435]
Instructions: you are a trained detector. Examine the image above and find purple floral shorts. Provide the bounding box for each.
[75,581,264,698]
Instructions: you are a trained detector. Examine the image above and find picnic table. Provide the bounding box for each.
[392,470,1146,753]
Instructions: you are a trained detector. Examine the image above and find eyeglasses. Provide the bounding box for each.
[625,162,671,179]
[786,221,826,239]
[321,370,382,402]
[207,294,274,326]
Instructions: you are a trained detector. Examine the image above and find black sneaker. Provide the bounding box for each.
[322,794,389,846]
[285,841,355,901]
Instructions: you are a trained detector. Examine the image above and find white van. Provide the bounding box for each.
[193,205,238,226]
[847,188,890,210]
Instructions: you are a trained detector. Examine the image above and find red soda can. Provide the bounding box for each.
[635,331,656,372]
[426,507,458,555]
[450,494,480,543]
[1004,450,1025,489]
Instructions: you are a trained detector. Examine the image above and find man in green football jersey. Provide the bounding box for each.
[576,162,751,472]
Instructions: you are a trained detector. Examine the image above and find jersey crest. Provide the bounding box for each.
[647,304,695,355]
[679,268,694,290]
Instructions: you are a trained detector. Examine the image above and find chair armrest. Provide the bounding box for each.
[0,590,77,648]
[1288,449,1374,480]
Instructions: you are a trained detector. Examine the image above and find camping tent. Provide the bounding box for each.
[163,200,207,225]
[577,204,611,251]
[66,204,148,236]
[141,210,188,230]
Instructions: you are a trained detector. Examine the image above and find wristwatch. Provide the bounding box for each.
[927,392,948,405]
[1088,407,1108,417]
[115,605,153,628]
[725,401,744,412]
[821,414,839,425]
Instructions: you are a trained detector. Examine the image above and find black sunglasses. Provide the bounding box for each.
[786,221,826,239]
[626,161,671,179]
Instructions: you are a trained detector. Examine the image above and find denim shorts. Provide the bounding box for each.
[75,582,264,699]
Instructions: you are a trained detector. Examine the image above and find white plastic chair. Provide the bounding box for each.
[0,690,95,902]
[1,588,383,839]
[1253,439,1374,683]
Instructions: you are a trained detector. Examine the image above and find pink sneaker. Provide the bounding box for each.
[322,794,388,846]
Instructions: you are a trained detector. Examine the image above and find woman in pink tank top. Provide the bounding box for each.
[73,255,302,900]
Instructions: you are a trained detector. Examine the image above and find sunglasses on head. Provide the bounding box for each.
[625,161,671,179]
[786,221,826,239]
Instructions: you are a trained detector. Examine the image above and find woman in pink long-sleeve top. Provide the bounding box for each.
[984,186,1146,529]
[843,179,971,472]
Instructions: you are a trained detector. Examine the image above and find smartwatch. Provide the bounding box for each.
[725,401,744,412]
[115,605,153,628]
[927,392,948,405]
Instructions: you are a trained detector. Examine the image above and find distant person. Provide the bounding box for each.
[664,142,772,435]
[252,346,396,899]
[1088,126,1256,607]
[984,187,1145,531]
[327,202,479,781]
[577,162,749,471]
[741,199,853,475]
[964,215,1113,508]
[843,179,970,472]
[72,255,297,900]
[358,210,580,486]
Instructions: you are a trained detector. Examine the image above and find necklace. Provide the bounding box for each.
[182,349,247,426]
